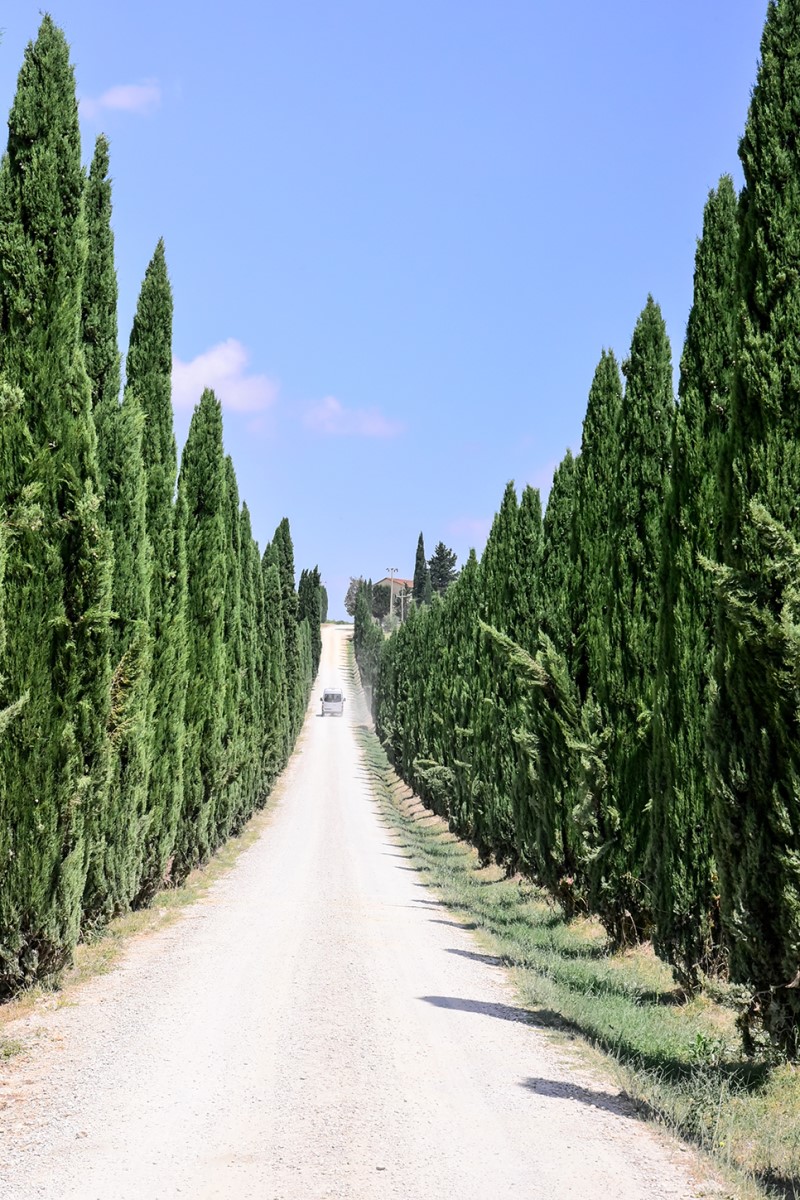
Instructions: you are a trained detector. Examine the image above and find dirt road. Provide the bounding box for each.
[0,625,715,1199]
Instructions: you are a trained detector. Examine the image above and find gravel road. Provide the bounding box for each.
[0,625,719,1199]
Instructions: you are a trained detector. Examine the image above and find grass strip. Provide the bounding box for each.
[354,719,800,1200]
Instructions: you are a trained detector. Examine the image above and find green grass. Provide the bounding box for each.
[354,722,800,1200]
[0,1037,23,1061]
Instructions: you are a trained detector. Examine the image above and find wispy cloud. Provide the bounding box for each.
[172,339,279,414]
[304,396,405,438]
[80,80,162,120]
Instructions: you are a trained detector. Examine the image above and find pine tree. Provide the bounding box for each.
[593,298,674,944]
[712,0,800,1054]
[650,178,738,987]
[127,242,187,903]
[0,17,113,989]
[175,390,227,873]
[428,541,458,595]
[412,533,429,604]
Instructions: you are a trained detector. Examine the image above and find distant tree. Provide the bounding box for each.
[344,576,366,617]
[428,542,458,595]
[319,584,329,624]
[298,565,323,676]
[412,533,429,604]
[372,584,391,621]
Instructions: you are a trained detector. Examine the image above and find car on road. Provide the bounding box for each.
[320,688,345,717]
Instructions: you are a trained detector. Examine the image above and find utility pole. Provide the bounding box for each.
[387,567,397,624]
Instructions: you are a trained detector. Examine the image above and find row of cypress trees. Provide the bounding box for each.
[0,18,319,994]
[370,0,800,1056]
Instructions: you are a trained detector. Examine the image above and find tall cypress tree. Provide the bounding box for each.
[175,390,227,873]
[239,504,265,814]
[218,456,243,843]
[712,0,800,1053]
[572,352,624,702]
[272,518,305,737]
[593,298,674,944]
[298,565,323,677]
[0,17,113,988]
[412,532,429,604]
[81,133,152,921]
[128,242,187,902]
[540,452,578,661]
[650,178,738,987]
[261,550,289,782]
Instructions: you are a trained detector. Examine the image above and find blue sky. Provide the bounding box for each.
[1,2,767,617]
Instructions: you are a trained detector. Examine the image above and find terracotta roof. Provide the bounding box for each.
[375,577,413,589]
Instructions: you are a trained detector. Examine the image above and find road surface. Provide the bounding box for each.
[0,625,715,1199]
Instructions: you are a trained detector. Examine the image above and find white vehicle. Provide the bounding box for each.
[320,688,346,717]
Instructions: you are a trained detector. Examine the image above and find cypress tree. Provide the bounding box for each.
[298,565,323,676]
[81,133,153,921]
[510,485,545,649]
[473,483,520,864]
[272,518,305,737]
[320,584,328,624]
[650,178,738,987]
[593,298,674,944]
[531,455,581,900]
[239,505,265,813]
[540,452,578,661]
[572,352,624,702]
[175,390,227,873]
[261,551,289,782]
[712,0,800,1053]
[0,17,113,988]
[412,532,429,604]
[218,456,243,842]
[82,136,120,416]
[128,242,187,902]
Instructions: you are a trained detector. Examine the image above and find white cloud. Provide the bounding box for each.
[172,339,279,414]
[304,396,404,438]
[80,81,162,120]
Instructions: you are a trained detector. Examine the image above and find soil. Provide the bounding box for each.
[0,625,723,1199]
